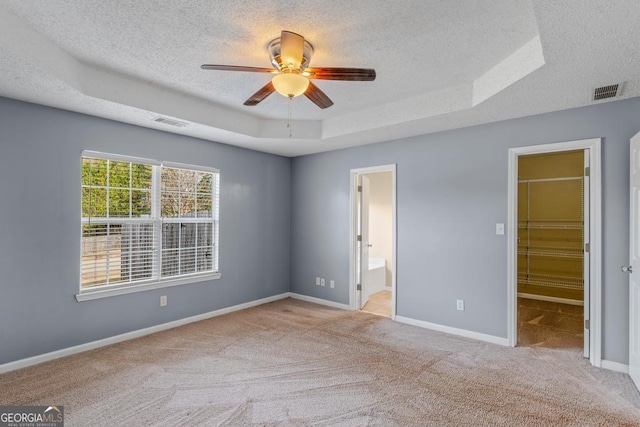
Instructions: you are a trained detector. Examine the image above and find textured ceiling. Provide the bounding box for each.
[0,0,639,156]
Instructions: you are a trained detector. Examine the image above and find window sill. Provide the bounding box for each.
[75,273,221,302]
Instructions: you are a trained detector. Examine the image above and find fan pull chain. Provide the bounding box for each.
[287,95,293,138]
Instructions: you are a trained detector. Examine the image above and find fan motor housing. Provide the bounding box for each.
[267,37,314,71]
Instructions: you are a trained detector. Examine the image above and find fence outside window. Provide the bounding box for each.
[80,151,220,293]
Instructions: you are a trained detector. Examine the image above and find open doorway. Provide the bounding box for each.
[507,138,602,367]
[349,165,397,319]
[516,150,588,353]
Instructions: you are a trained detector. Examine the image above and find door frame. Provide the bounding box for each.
[628,131,640,388]
[349,164,397,319]
[507,138,602,367]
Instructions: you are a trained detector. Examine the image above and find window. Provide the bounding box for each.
[80,151,219,298]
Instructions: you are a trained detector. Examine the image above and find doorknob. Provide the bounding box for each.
[622,266,633,273]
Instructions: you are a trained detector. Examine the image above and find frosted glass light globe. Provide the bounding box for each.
[272,73,310,98]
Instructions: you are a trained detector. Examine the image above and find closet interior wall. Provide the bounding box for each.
[517,151,585,302]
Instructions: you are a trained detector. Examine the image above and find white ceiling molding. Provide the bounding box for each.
[472,36,545,107]
[0,6,82,88]
[0,7,265,139]
[0,5,538,143]
[323,84,473,139]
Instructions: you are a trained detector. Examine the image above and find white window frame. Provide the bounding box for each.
[76,151,220,302]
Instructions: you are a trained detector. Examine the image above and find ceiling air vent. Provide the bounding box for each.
[153,116,188,128]
[593,83,623,101]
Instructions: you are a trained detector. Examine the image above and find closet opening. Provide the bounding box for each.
[516,150,589,356]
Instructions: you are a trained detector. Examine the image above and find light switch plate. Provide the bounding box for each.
[496,223,505,235]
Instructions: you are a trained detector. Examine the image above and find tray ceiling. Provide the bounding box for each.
[0,0,638,156]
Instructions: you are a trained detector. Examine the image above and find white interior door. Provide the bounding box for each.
[629,132,640,389]
[583,149,590,358]
[359,175,371,309]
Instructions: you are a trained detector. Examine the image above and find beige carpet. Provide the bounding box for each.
[1,298,639,426]
[518,297,584,349]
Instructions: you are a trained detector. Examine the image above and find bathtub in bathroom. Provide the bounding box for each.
[363,257,387,306]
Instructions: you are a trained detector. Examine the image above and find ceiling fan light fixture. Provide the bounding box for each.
[272,72,309,98]
[201,30,375,108]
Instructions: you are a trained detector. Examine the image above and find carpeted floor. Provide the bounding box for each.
[1,298,639,426]
[517,297,584,349]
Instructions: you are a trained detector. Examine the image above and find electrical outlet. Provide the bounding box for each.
[456,299,464,311]
[330,280,335,288]
[160,295,167,307]
[316,277,321,286]
[320,278,326,287]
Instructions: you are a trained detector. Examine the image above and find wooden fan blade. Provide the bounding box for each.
[280,31,304,69]
[244,82,276,106]
[201,64,275,73]
[305,67,376,81]
[304,81,334,109]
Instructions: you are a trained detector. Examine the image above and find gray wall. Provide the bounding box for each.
[2,94,638,367]
[291,97,640,364]
[0,97,291,365]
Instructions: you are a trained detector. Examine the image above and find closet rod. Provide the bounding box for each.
[518,176,583,183]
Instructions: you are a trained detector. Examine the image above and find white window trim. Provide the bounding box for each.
[77,151,221,302]
[82,150,161,166]
[75,272,221,301]
[162,160,219,174]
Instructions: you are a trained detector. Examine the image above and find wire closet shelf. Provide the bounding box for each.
[517,176,584,292]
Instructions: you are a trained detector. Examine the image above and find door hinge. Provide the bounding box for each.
[357,235,362,242]
[585,243,590,253]
[585,319,590,330]
[357,284,362,291]
[585,166,590,177]
[357,185,362,192]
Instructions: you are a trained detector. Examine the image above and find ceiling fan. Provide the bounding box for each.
[201,30,376,109]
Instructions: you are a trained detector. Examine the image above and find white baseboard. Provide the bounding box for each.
[395,315,509,346]
[0,292,290,375]
[601,360,629,374]
[287,293,351,310]
[518,292,583,306]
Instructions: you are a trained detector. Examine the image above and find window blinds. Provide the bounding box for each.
[81,151,219,291]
